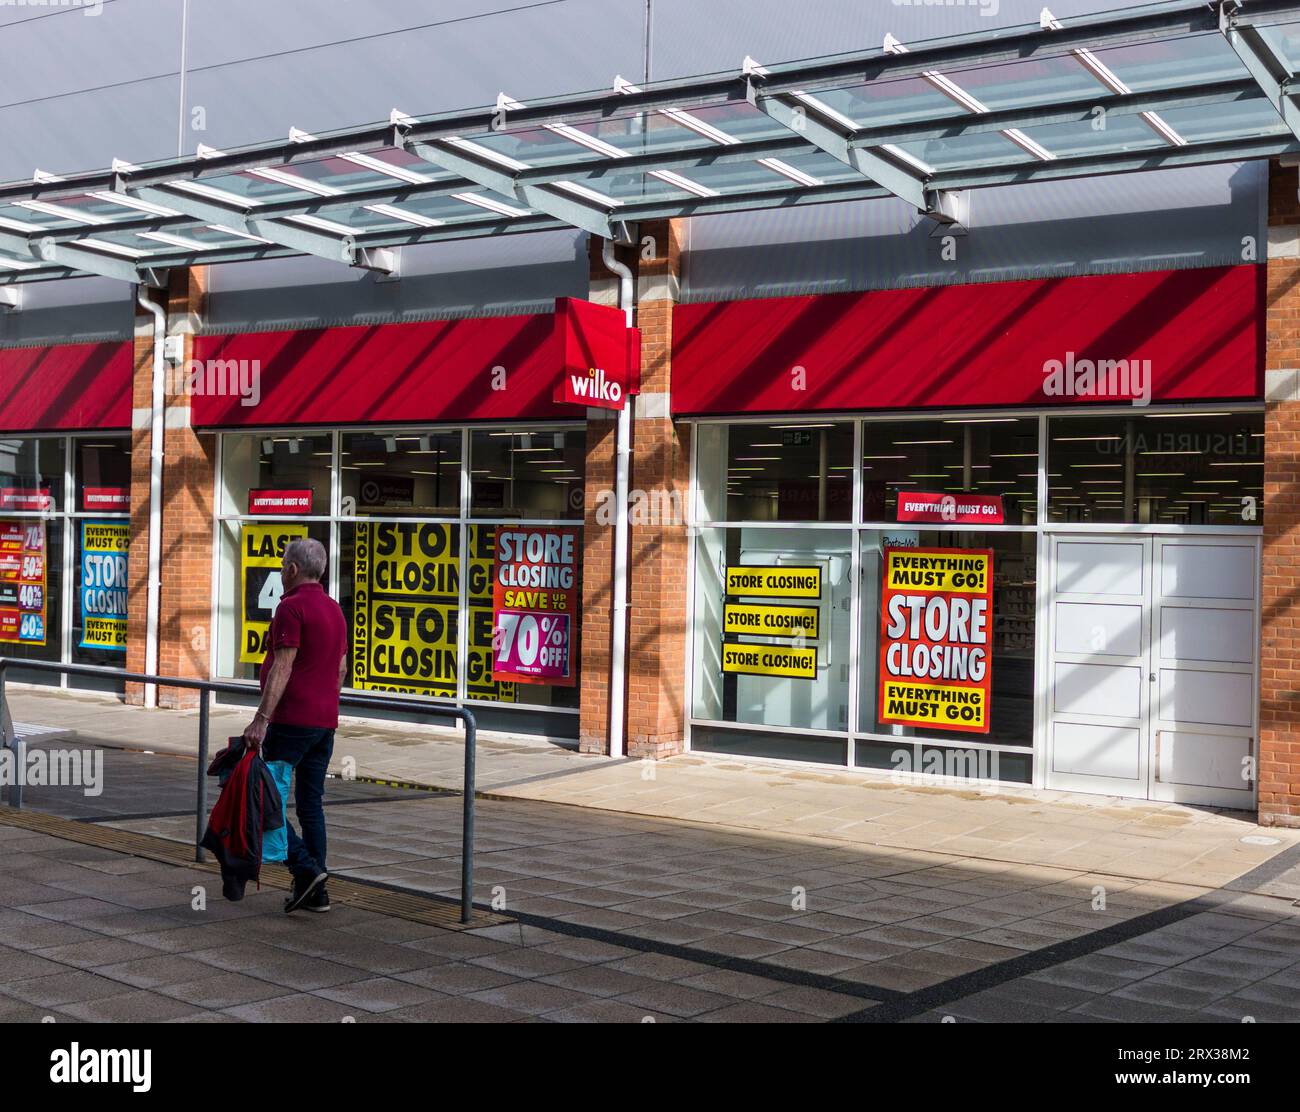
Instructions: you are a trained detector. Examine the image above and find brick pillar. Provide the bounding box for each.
[626,219,689,759]
[1261,159,1300,826]
[125,268,214,709]
[577,238,623,754]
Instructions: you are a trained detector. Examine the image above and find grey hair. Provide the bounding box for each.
[284,537,327,581]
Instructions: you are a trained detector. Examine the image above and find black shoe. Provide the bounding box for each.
[305,883,330,913]
[222,875,247,902]
[284,869,328,914]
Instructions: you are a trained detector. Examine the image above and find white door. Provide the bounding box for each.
[1148,537,1258,808]
[1045,534,1259,808]
[1045,536,1152,798]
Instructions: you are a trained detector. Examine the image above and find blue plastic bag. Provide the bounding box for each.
[262,759,293,863]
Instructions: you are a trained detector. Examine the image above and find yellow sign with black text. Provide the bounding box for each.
[350,522,514,702]
[723,603,819,640]
[880,680,988,732]
[721,643,817,680]
[725,565,821,599]
[239,522,308,664]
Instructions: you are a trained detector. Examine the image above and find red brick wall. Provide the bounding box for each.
[625,219,689,759]
[1262,160,1300,825]
[576,224,689,757]
[125,268,214,709]
[579,410,616,754]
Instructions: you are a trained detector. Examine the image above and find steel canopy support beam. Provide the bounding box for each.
[0,228,160,284]
[1221,1,1300,140]
[404,139,635,243]
[744,74,956,220]
[121,184,395,274]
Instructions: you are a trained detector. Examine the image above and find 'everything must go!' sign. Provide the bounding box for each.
[878,547,993,735]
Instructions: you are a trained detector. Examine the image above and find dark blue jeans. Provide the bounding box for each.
[264,724,334,882]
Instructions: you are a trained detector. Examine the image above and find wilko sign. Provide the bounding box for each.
[552,297,638,412]
[897,492,1004,525]
[82,486,129,512]
[0,488,52,512]
[492,526,579,686]
[878,547,993,735]
[248,489,313,515]
[562,366,623,407]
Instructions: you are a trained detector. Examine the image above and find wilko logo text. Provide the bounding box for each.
[565,366,623,408]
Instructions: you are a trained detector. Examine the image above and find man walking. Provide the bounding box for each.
[243,537,347,914]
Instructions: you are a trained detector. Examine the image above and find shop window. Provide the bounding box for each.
[0,517,62,678]
[215,519,332,682]
[692,526,852,740]
[695,422,853,523]
[862,417,1038,525]
[1046,411,1263,525]
[858,530,1035,763]
[74,438,131,514]
[340,521,461,698]
[0,437,64,513]
[341,431,460,517]
[220,432,332,517]
[470,430,584,519]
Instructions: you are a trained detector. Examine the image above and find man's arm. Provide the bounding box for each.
[243,646,298,748]
[338,653,347,693]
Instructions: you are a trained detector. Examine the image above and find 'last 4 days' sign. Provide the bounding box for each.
[878,547,993,735]
[239,522,307,663]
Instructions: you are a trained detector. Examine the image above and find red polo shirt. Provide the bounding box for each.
[258,580,348,729]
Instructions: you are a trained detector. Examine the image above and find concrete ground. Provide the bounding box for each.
[3,685,1300,1022]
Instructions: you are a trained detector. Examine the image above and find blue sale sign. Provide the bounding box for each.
[80,520,129,652]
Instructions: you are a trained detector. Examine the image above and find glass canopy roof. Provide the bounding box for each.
[3,0,1300,284]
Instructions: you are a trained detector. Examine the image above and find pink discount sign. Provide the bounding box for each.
[491,526,579,686]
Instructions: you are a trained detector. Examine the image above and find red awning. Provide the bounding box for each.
[191,300,632,428]
[0,341,133,432]
[670,265,1262,416]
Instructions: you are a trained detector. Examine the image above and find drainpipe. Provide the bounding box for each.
[602,238,633,760]
[137,287,166,709]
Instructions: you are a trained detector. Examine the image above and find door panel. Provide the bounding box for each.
[1156,729,1253,792]
[1160,543,1254,600]
[1055,601,1141,656]
[1055,661,1143,717]
[1158,606,1253,664]
[1149,537,1258,808]
[1054,541,1145,595]
[1052,721,1141,780]
[1044,536,1150,797]
[1157,667,1253,728]
[1045,534,1259,808]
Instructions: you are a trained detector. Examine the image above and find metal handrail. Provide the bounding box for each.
[0,658,477,924]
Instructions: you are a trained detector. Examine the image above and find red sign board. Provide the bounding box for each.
[491,526,580,686]
[82,486,129,512]
[671,265,1261,415]
[897,492,1004,525]
[0,488,52,512]
[248,489,313,515]
[552,297,639,411]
